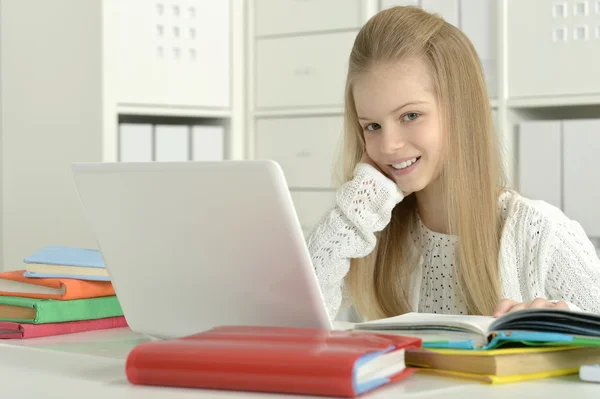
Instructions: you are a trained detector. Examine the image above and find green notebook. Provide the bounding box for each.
[0,295,123,324]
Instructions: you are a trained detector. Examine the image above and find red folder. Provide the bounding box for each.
[126,325,421,397]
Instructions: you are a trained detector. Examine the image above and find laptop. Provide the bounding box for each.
[71,160,333,339]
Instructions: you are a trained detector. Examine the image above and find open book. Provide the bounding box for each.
[354,308,600,350]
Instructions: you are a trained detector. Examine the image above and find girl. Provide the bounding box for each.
[307,6,600,322]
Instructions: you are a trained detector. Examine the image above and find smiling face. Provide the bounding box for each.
[353,57,445,195]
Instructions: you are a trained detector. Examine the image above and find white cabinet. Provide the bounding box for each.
[421,0,459,26]
[251,2,353,230]
[0,1,241,271]
[117,0,230,108]
[563,119,600,237]
[518,118,600,238]
[380,0,419,8]
[255,32,357,109]
[506,0,600,98]
[518,121,563,209]
[290,192,337,235]
[379,0,497,98]
[254,0,363,36]
[460,0,497,98]
[254,117,343,188]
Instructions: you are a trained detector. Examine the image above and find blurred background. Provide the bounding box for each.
[0,0,598,271]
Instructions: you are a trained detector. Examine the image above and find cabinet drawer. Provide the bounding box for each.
[116,0,230,108]
[506,0,600,98]
[255,0,363,36]
[255,32,357,109]
[290,191,337,235]
[255,116,343,188]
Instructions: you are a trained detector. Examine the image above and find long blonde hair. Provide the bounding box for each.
[341,6,507,319]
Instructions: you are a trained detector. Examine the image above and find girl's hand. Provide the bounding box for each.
[360,151,386,175]
[360,152,413,197]
[493,298,569,317]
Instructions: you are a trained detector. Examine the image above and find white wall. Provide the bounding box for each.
[0,0,103,270]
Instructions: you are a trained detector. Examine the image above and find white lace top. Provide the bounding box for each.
[307,163,600,321]
[411,218,467,315]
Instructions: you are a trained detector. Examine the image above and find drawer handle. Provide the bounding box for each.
[293,67,313,76]
[297,149,312,157]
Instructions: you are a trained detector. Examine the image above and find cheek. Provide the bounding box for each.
[363,135,378,156]
[417,123,444,157]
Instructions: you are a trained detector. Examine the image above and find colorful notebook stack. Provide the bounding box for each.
[353,309,600,384]
[0,245,126,339]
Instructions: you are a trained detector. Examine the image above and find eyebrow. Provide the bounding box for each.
[357,101,428,121]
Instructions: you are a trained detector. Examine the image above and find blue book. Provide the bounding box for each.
[24,245,105,268]
[23,245,109,280]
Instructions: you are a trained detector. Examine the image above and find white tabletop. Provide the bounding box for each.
[1,327,599,399]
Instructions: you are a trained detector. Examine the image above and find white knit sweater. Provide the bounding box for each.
[307,163,600,321]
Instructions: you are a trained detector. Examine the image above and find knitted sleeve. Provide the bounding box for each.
[544,216,600,313]
[306,163,404,320]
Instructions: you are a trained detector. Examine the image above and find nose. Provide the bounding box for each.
[379,126,406,155]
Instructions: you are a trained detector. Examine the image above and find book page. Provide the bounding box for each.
[354,312,496,337]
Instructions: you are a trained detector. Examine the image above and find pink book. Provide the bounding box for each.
[0,316,128,339]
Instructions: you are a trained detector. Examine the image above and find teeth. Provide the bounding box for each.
[392,158,418,170]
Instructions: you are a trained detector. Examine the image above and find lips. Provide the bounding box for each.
[391,156,421,170]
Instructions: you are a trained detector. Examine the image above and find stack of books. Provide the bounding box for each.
[353,309,600,383]
[0,245,126,339]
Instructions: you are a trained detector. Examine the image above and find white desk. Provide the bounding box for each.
[1,327,599,399]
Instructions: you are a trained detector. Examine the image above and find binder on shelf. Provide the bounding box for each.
[563,119,600,237]
[155,124,190,162]
[192,125,225,161]
[119,123,153,162]
[518,121,562,210]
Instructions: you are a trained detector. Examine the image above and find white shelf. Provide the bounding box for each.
[507,95,600,109]
[255,101,499,117]
[117,105,232,118]
[253,106,345,118]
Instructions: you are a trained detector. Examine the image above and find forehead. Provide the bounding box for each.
[353,58,436,112]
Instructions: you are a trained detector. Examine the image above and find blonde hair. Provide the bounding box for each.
[341,6,507,319]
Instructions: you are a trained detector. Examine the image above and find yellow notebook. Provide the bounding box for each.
[418,367,580,384]
[406,346,600,383]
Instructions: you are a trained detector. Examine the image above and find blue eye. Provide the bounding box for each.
[402,112,420,122]
[365,123,381,131]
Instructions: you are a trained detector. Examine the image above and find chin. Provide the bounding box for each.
[396,180,428,195]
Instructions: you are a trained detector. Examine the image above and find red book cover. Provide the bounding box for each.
[126,325,421,397]
[0,316,127,339]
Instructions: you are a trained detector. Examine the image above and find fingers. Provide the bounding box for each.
[495,298,570,317]
[494,299,518,317]
[530,297,549,308]
[552,300,569,310]
[507,302,530,313]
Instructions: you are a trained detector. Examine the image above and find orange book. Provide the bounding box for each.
[0,270,115,300]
